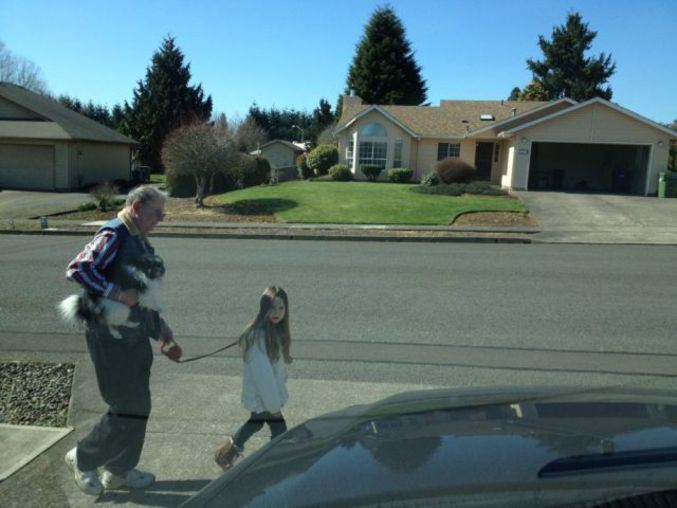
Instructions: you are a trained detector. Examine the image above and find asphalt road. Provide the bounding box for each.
[2,234,677,389]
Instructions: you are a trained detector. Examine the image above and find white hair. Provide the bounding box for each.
[126,186,167,207]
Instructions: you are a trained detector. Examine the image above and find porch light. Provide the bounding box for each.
[657,140,664,147]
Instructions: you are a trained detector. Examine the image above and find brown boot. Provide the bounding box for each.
[214,437,243,471]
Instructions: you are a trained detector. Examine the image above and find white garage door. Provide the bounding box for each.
[0,144,55,190]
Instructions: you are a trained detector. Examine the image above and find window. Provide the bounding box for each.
[437,143,460,161]
[393,139,403,168]
[359,141,388,169]
[346,140,354,168]
[360,122,387,137]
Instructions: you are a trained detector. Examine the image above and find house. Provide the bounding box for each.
[250,139,306,169]
[0,82,137,191]
[335,94,677,195]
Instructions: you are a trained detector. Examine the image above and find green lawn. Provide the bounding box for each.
[211,181,527,224]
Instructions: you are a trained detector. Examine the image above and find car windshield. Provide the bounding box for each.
[1,1,676,507]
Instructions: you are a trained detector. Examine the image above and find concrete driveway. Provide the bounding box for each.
[0,190,92,220]
[514,191,677,244]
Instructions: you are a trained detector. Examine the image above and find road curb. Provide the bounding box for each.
[0,228,532,244]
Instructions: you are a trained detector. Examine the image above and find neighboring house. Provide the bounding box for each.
[335,94,677,195]
[0,82,137,191]
[250,139,306,169]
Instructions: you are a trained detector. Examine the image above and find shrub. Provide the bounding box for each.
[410,181,507,197]
[211,171,239,194]
[388,168,413,183]
[435,158,477,184]
[239,155,271,188]
[420,172,439,186]
[329,164,353,181]
[306,144,338,176]
[78,202,97,212]
[90,182,120,211]
[410,184,464,196]
[296,153,313,180]
[361,164,383,181]
[166,172,196,197]
[462,181,507,196]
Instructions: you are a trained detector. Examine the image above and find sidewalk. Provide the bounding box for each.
[0,218,538,243]
[0,350,441,507]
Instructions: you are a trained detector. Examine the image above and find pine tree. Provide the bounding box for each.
[527,12,615,101]
[124,36,212,170]
[309,98,334,144]
[345,6,427,105]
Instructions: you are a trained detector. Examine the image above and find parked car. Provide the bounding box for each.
[181,385,677,507]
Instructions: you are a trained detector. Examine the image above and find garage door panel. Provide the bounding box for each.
[0,144,55,190]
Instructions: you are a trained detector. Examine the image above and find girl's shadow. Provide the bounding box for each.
[96,479,212,507]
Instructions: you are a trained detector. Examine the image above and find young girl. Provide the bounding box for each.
[215,286,292,470]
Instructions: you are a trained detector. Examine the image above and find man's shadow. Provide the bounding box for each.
[95,479,211,507]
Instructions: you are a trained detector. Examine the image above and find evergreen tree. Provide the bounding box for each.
[124,36,212,170]
[507,87,521,101]
[309,98,334,144]
[527,12,615,101]
[345,6,427,105]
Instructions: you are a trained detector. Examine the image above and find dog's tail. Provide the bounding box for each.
[57,294,93,325]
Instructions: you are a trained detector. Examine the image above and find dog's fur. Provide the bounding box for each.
[58,254,165,339]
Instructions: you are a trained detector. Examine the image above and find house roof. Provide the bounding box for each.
[336,100,550,139]
[0,82,137,145]
[501,97,677,139]
[259,139,306,152]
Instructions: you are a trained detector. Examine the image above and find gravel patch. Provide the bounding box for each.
[0,361,74,427]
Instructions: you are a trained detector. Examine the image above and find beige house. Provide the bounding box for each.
[336,94,677,195]
[250,139,306,169]
[0,82,137,191]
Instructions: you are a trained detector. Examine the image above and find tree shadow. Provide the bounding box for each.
[207,198,297,217]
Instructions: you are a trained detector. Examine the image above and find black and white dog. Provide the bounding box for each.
[58,254,165,339]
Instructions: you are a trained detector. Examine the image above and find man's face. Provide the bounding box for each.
[132,196,165,235]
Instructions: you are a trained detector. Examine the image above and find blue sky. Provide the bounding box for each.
[1,0,675,123]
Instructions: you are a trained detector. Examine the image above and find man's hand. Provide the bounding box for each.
[159,322,182,362]
[117,288,138,307]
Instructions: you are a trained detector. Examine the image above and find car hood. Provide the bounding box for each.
[185,385,677,507]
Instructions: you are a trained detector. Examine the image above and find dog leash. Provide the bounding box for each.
[165,338,240,364]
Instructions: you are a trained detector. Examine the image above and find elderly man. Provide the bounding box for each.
[63,186,181,496]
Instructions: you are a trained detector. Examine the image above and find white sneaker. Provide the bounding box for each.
[64,447,103,496]
[101,468,156,489]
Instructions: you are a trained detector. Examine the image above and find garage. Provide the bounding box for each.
[528,142,650,195]
[0,143,55,191]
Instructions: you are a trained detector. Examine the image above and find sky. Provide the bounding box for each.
[1,0,675,124]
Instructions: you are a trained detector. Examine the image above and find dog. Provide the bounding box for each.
[58,254,165,339]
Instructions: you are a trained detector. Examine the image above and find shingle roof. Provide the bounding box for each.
[0,82,137,145]
[260,139,306,152]
[337,100,550,139]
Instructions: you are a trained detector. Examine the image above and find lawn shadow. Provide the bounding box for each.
[208,198,297,217]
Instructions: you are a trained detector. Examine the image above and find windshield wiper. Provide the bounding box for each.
[538,446,677,477]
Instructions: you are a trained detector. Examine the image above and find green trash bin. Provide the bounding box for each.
[658,171,677,198]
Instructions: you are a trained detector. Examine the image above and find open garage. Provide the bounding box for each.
[528,142,650,195]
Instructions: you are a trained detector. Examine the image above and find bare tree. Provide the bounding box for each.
[231,115,268,153]
[316,122,338,146]
[161,123,239,207]
[0,41,48,94]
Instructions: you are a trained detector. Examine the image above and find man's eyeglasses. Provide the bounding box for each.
[145,205,165,220]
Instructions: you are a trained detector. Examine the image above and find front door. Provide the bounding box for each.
[474,142,494,181]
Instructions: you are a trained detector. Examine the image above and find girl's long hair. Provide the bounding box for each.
[239,286,292,364]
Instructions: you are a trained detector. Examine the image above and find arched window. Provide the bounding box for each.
[360,122,387,137]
